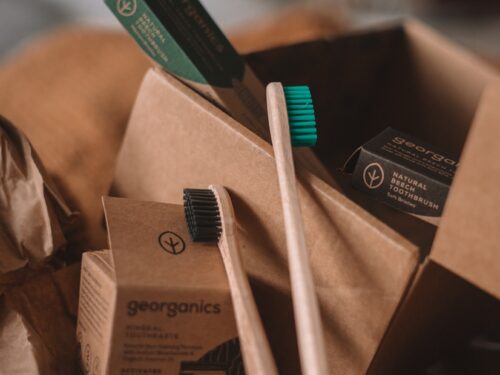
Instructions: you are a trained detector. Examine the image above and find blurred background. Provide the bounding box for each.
[0,0,499,61]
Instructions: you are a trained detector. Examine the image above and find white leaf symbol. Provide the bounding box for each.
[367,169,382,188]
[119,1,132,13]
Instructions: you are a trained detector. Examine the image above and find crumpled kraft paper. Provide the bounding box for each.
[0,115,75,279]
[0,116,80,374]
[0,301,40,374]
[1,264,81,375]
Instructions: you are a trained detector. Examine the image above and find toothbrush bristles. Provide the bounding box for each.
[183,188,222,242]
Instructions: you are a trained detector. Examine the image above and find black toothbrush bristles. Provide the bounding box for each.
[183,188,222,242]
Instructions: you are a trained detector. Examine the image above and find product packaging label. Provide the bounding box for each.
[105,0,244,87]
[345,128,458,223]
[76,198,242,374]
[105,0,269,138]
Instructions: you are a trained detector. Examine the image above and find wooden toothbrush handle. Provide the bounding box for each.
[211,185,278,375]
[267,83,329,375]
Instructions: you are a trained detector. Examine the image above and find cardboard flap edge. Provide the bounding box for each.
[430,84,500,298]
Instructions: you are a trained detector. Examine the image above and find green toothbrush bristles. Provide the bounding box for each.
[283,85,318,147]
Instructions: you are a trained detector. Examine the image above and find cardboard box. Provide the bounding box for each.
[112,20,500,374]
[77,198,240,374]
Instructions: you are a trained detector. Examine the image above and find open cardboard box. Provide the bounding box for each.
[112,20,500,374]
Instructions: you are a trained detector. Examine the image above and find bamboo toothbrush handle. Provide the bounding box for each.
[266,83,329,375]
[210,185,278,375]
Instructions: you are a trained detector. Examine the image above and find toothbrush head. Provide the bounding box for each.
[283,85,318,147]
[183,188,222,242]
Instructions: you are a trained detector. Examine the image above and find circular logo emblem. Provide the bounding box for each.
[159,231,186,255]
[363,162,385,189]
[117,0,137,17]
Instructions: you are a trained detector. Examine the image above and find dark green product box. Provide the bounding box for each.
[105,0,268,136]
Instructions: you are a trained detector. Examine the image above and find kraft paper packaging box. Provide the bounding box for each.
[77,197,241,374]
[112,20,500,374]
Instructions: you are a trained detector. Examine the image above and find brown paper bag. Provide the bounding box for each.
[0,116,80,374]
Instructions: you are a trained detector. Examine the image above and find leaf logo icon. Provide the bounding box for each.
[363,163,385,189]
[159,231,186,255]
[117,0,137,17]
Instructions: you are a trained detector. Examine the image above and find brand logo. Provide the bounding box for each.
[183,2,225,53]
[159,231,186,255]
[363,163,384,189]
[392,136,458,167]
[127,300,222,317]
[116,0,137,17]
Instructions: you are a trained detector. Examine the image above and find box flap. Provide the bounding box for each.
[368,259,500,374]
[431,85,500,299]
[103,197,229,290]
[404,20,499,156]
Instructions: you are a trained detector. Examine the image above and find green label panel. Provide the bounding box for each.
[106,0,245,87]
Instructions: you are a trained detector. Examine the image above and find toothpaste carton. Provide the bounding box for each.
[77,197,241,374]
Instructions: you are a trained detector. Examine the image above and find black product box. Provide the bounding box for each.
[345,128,458,224]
